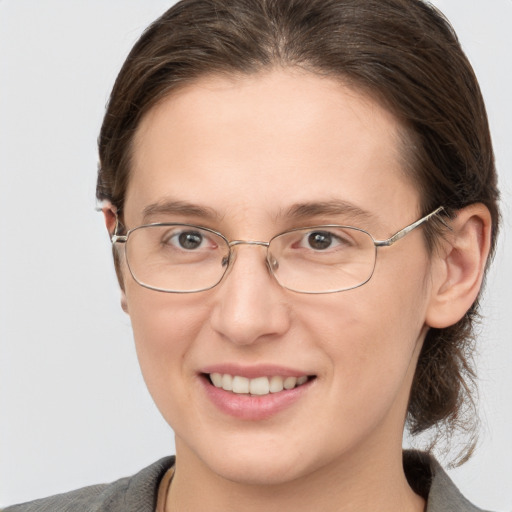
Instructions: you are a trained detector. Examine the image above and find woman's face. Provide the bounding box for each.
[121,69,435,484]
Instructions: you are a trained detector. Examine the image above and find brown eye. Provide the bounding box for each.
[307,231,333,250]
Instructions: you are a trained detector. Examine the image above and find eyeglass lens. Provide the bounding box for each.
[122,224,377,293]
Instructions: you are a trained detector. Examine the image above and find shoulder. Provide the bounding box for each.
[404,451,491,512]
[3,457,175,512]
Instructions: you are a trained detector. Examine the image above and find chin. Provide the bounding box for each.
[177,429,337,488]
[206,452,310,486]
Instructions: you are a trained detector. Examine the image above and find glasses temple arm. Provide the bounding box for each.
[374,206,446,247]
[111,215,128,244]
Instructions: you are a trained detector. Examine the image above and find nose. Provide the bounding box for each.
[209,243,291,346]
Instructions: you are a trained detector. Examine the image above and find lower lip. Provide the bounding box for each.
[200,375,314,421]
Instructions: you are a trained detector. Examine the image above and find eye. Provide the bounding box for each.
[300,230,351,251]
[307,231,334,250]
[163,229,213,251]
[177,231,204,250]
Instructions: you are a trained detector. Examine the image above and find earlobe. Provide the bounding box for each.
[426,203,492,329]
[120,290,129,314]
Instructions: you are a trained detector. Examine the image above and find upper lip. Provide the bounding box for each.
[200,364,313,379]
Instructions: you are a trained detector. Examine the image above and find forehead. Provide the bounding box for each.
[126,69,418,231]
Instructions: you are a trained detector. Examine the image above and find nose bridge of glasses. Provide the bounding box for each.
[225,239,277,275]
[228,240,270,248]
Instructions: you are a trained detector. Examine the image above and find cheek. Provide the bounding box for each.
[123,255,210,350]
[299,249,431,401]
[124,284,209,409]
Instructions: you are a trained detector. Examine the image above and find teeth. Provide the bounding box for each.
[209,373,309,395]
[232,376,249,394]
[210,373,223,387]
[283,376,297,389]
[269,375,284,393]
[249,376,270,395]
[297,376,308,385]
[222,374,233,391]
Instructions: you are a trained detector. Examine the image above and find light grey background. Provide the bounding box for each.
[0,1,510,509]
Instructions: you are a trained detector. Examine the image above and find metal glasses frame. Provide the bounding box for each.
[111,206,445,294]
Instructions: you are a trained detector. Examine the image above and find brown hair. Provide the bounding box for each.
[97,0,500,463]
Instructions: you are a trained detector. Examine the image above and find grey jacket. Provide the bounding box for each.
[4,452,487,511]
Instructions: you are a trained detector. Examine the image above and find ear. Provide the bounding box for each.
[426,203,492,328]
[101,202,118,236]
[101,202,129,314]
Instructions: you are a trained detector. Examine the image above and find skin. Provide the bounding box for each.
[104,68,491,512]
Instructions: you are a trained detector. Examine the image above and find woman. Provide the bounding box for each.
[3,0,503,510]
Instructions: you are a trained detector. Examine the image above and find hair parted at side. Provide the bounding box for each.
[97,0,499,464]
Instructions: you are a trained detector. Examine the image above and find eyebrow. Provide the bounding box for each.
[282,200,380,225]
[140,198,379,228]
[141,199,221,224]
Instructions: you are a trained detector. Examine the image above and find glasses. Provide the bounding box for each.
[111,207,444,294]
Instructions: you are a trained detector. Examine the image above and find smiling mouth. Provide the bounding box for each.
[206,373,314,396]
